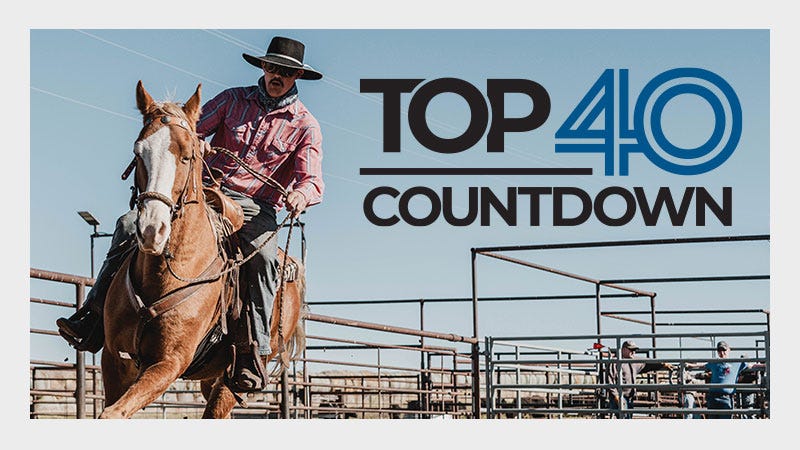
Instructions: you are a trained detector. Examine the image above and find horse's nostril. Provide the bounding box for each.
[158,222,169,238]
[141,225,155,242]
[142,225,156,244]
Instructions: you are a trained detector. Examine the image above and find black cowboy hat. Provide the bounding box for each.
[242,36,323,80]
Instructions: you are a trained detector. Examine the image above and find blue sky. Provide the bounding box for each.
[9,0,799,444]
[28,28,770,363]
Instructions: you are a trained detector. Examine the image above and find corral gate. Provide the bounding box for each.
[484,331,769,418]
[473,234,769,419]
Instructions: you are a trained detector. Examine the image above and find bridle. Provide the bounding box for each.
[132,112,202,223]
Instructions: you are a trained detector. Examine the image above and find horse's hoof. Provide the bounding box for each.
[99,409,126,419]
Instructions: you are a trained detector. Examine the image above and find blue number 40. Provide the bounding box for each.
[555,68,742,176]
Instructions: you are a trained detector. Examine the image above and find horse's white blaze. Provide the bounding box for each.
[134,126,176,254]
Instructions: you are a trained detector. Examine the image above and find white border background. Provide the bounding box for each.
[6,1,794,448]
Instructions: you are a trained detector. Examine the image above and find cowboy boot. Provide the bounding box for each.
[56,290,106,353]
[56,238,134,353]
[227,302,267,392]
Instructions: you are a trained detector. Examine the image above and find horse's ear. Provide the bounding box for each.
[183,83,202,123]
[136,80,155,115]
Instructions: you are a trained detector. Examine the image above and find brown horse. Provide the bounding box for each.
[99,81,306,419]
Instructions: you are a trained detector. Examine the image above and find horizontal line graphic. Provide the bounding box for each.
[359,167,593,176]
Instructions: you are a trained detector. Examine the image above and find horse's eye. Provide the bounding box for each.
[181,156,191,164]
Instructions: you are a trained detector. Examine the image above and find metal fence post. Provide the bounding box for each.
[419,298,427,419]
[280,369,290,418]
[763,328,770,417]
[595,283,602,342]
[470,249,481,418]
[484,336,493,419]
[75,283,86,419]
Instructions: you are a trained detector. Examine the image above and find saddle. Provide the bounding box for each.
[184,185,299,394]
[204,168,245,233]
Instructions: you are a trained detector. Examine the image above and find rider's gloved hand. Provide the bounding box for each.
[202,140,216,156]
[285,191,308,218]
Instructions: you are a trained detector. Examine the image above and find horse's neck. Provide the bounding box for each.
[135,201,217,298]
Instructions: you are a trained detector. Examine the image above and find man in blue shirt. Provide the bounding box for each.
[702,341,748,418]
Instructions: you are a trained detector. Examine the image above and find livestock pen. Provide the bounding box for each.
[29,234,769,419]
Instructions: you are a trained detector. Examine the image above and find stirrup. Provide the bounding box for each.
[227,343,267,393]
[57,327,85,349]
[232,365,263,392]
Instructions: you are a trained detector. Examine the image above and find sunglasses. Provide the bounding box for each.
[262,62,299,77]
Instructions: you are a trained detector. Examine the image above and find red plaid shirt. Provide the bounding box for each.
[197,85,324,211]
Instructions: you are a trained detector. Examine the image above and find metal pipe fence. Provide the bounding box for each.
[30,269,93,418]
[29,267,480,419]
[29,234,770,419]
[471,234,769,419]
[484,331,769,419]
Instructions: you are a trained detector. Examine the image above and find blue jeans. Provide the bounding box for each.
[706,392,734,419]
[220,186,279,356]
[85,210,139,313]
[609,394,633,419]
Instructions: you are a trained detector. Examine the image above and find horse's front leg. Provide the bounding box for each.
[101,348,139,407]
[99,358,185,419]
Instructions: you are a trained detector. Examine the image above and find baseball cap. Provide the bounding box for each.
[622,340,639,350]
[717,341,730,351]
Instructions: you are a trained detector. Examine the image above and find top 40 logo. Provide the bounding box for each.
[556,68,742,175]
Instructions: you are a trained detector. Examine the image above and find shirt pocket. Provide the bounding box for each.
[268,124,303,154]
